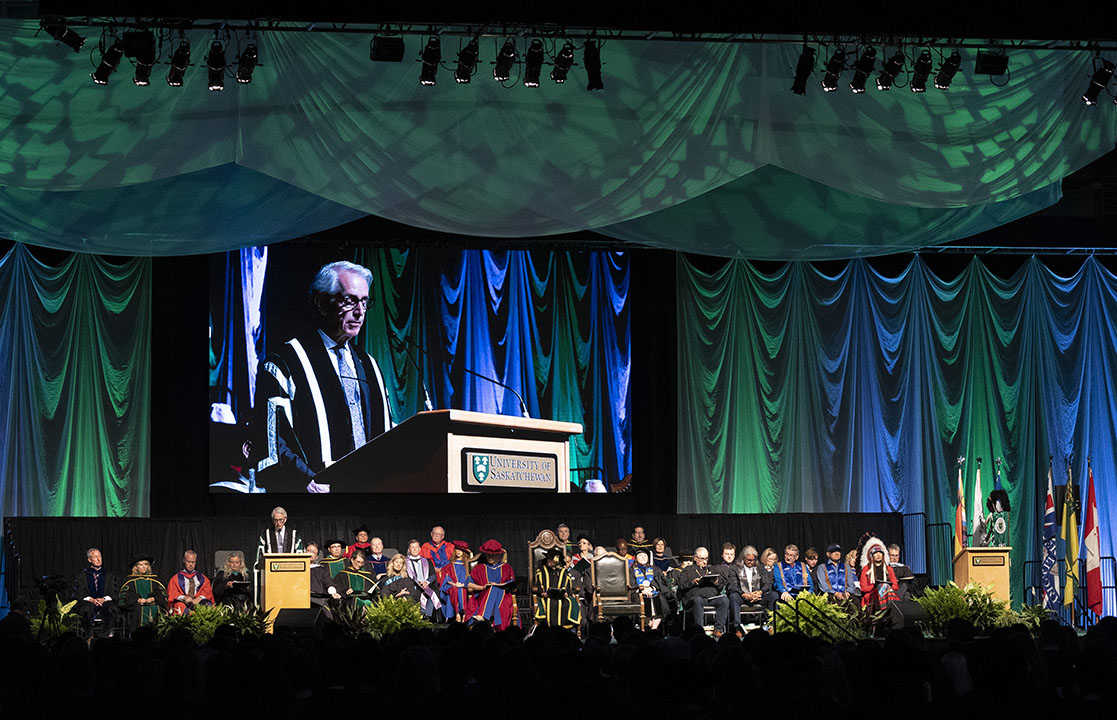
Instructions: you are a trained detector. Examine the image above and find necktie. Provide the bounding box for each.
[335,346,367,450]
[277,530,285,553]
[187,575,196,596]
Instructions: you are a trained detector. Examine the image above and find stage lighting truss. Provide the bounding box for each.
[419,35,441,85]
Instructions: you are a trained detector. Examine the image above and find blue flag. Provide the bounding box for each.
[1042,462,1060,609]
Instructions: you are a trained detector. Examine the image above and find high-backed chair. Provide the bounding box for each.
[526,529,566,579]
[591,551,644,629]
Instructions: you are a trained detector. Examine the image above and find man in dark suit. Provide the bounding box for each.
[678,546,729,636]
[251,260,392,493]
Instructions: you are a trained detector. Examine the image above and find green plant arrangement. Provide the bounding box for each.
[362,596,434,639]
[1014,603,1053,635]
[29,597,80,643]
[224,606,272,638]
[771,592,866,641]
[915,581,1015,637]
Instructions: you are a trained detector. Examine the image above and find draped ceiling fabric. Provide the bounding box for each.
[0,18,1113,258]
[678,254,1117,607]
[0,243,150,517]
[213,247,631,489]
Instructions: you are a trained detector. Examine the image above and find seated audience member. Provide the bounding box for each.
[629,525,654,558]
[759,547,781,609]
[377,554,419,604]
[405,538,444,620]
[168,550,214,616]
[366,536,389,578]
[466,539,517,630]
[678,546,729,636]
[845,549,862,601]
[735,545,769,613]
[72,547,118,636]
[804,547,820,572]
[652,537,678,573]
[331,549,377,611]
[888,543,915,600]
[533,548,580,630]
[814,543,850,601]
[345,525,372,559]
[120,554,166,630]
[320,539,346,578]
[438,540,472,622]
[715,543,745,632]
[775,544,813,602]
[213,551,254,612]
[860,539,899,611]
[632,549,668,630]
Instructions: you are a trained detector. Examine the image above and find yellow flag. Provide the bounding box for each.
[1061,465,1079,606]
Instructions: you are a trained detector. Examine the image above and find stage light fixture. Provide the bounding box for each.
[494,39,517,82]
[934,50,962,89]
[849,47,876,93]
[127,30,157,86]
[40,19,85,53]
[551,41,575,83]
[167,38,190,87]
[1084,59,1114,105]
[207,41,226,91]
[910,50,933,93]
[584,40,604,90]
[91,38,125,85]
[455,37,479,83]
[236,43,258,84]
[370,35,405,62]
[820,48,846,92]
[876,51,904,90]
[419,36,440,86]
[791,45,815,95]
[523,39,544,87]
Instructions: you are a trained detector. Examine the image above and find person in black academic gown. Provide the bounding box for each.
[72,548,118,636]
[213,550,254,612]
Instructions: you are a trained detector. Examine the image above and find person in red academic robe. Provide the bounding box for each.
[859,539,898,612]
[438,540,472,622]
[345,524,373,559]
[421,525,453,609]
[167,550,215,615]
[466,539,517,630]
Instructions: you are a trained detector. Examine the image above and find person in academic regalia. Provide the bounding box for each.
[213,551,254,612]
[405,539,444,620]
[569,535,596,629]
[466,540,517,630]
[438,541,472,622]
[376,554,419,604]
[420,525,453,610]
[120,554,166,631]
[628,525,655,559]
[345,525,373,559]
[72,548,119,636]
[632,549,668,630]
[532,548,580,630]
[319,539,346,579]
[331,549,378,611]
[859,538,899,613]
[167,550,215,616]
[366,537,390,578]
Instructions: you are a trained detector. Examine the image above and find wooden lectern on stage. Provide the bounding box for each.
[260,552,312,629]
[953,547,1012,603]
[317,409,584,493]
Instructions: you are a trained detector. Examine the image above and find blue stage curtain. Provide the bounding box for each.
[0,243,150,517]
[678,255,1117,609]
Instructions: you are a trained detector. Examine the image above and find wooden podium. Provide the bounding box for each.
[318,409,583,493]
[260,552,312,628]
[953,547,1011,603]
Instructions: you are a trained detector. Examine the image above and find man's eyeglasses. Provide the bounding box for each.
[335,294,369,311]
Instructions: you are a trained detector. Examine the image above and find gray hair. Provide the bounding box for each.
[86,547,101,560]
[693,546,709,559]
[740,545,758,558]
[888,543,901,553]
[309,261,373,300]
[271,506,287,518]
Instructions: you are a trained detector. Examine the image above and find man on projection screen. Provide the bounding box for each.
[250,260,392,493]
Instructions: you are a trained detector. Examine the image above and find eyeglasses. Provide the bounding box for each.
[336,294,369,311]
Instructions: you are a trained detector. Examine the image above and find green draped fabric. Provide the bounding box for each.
[0,19,1111,256]
[678,255,1117,603]
[0,243,149,516]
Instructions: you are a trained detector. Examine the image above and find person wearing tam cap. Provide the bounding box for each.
[814,543,850,601]
[119,553,166,631]
[345,524,372,559]
[859,537,898,612]
[321,539,347,578]
[632,548,667,630]
[438,540,473,622]
[466,539,517,630]
[532,547,579,630]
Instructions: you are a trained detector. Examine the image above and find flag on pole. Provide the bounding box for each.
[1041,459,1060,609]
[972,460,986,546]
[1084,462,1102,616]
[994,459,1002,491]
[1061,462,1079,607]
[954,459,966,559]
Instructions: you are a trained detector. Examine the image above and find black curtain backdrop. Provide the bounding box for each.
[5,512,901,601]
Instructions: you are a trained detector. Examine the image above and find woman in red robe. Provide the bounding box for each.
[438,540,472,622]
[466,539,517,630]
[859,538,898,612]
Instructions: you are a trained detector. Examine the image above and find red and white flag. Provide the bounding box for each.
[1084,464,1102,616]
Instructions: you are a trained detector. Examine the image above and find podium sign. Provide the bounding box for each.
[261,552,311,630]
[953,547,1011,604]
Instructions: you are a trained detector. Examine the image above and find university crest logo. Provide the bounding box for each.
[472,455,490,484]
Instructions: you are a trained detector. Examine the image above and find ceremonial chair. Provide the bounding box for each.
[468,550,520,627]
[382,547,400,560]
[591,551,645,630]
[527,529,582,634]
[213,549,246,577]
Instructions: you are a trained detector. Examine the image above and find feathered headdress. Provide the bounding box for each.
[860,536,888,570]
[986,489,1010,513]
